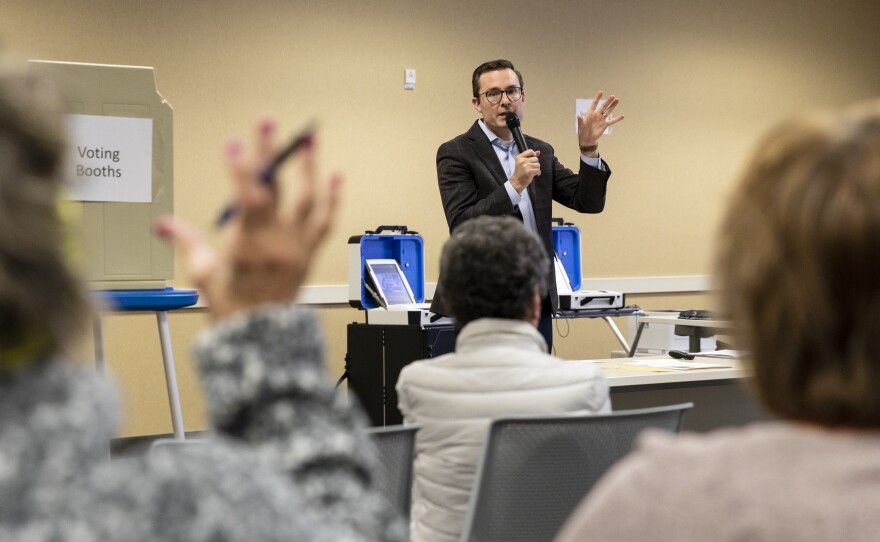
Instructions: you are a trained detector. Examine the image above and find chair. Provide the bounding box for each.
[363,424,420,519]
[459,403,693,542]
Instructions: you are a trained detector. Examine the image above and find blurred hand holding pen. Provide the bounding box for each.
[216,120,317,227]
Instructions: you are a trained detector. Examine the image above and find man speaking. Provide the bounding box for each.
[430,59,624,349]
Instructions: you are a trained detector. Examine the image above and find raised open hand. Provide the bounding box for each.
[577,90,625,150]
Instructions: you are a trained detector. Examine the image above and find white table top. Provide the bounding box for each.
[567,355,749,388]
[637,314,731,330]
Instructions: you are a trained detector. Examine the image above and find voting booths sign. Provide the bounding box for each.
[65,114,153,203]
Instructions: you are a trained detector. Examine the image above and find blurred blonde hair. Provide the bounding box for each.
[0,58,91,368]
[716,100,880,427]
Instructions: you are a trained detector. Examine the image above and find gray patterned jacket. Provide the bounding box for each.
[0,304,405,542]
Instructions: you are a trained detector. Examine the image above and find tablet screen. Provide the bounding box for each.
[364,259,416,306]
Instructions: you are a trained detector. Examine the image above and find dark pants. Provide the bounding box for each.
[538,296,553,352]
[537,313,553,352]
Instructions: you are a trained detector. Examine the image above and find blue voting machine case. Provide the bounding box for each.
[348,225,426,309]
[552,218,583,291]
[551,218,625,310]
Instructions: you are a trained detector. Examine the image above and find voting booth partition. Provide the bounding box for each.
[345,226,455,426]
[30,61,197,439]
[30,60,174,289]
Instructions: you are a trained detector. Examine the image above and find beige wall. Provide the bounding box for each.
[4,0,879,437]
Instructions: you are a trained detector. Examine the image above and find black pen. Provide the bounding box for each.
[215,121,317,227]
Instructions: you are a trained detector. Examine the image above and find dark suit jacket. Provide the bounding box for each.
[431,120,611,316]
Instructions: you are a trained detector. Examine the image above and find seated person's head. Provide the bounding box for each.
[716,100,880,428]
[438,215,548,329]
[0,60,90,370]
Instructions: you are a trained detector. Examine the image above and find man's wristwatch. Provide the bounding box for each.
[580,143,599,154]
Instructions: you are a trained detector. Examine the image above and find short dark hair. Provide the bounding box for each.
[438,216,548,328]
[716,100,880,428]
[472,59,524,98]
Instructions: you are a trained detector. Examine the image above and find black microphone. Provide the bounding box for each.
[505,112,528,152]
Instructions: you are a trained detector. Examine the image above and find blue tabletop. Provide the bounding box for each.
[95,287,199,312]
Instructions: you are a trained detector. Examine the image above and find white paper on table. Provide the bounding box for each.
[626,359,731,370]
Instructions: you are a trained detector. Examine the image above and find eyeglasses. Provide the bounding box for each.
[479,86,523,105]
